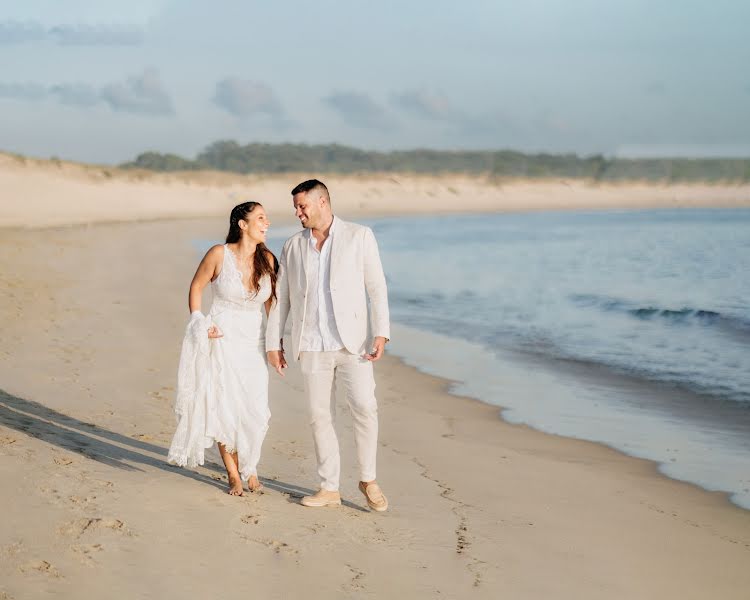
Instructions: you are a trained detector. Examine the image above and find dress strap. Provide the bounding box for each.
[221,243,230,269]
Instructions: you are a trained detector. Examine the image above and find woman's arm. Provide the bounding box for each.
[265,245,288,376]
[188,245,223,313]
[263,249,277,317]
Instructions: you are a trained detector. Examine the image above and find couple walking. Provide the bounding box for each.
[168,179,390,512]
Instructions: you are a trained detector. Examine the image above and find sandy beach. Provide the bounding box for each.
[2,152,750,228]
[1,167,750,599]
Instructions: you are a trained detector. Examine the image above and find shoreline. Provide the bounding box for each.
[383,354,742,512]
[387,322,750,511]
[1,217,749,597]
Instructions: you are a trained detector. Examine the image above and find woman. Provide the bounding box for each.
[168,202,277,496]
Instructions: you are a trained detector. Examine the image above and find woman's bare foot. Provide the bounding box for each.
[247,475,264,493]
[227,474,244,496]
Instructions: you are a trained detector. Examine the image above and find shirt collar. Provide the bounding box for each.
[307,215,337,244]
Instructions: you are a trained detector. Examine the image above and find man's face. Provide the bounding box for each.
[293,192,321,229]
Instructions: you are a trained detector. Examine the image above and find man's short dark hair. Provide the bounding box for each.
[291,179,329,199]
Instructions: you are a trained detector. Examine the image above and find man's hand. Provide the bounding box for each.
[267,350,287,376]
[364,336,387,362]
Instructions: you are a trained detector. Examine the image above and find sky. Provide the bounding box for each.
[1,0,749,164]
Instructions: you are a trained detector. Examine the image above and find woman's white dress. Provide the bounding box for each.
[168,245,271,481]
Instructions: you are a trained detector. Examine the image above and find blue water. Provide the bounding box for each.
[255,208,750,508]
[373,208,750,406]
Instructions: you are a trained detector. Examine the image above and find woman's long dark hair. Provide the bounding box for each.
[225,202,278,300]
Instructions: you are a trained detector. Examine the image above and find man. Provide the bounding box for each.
[266,179,390,512]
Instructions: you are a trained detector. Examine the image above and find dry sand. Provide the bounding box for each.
[2,155,750,597]
[2,151,750,228]
[1,210,749,599]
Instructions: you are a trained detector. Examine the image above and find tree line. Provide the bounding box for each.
[121,141,750,182]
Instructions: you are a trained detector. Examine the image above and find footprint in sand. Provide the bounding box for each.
[344,564,366,592]
[37,485,63,503]
[68,494,100,509]
[53,455,74,466]
[19,560,61,578]
[58,517,131,539]
[149,386,175,403]
[2,541,23,561]
[455,519,469,554]
[303,522,330,535]
[71,543,104,566]
[0,437,19,457]
[241,514,260,525]
[241,536,298,556]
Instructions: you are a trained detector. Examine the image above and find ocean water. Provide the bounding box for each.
[367,208,750,509]
[373,209,750,406]
[252,208,750,509]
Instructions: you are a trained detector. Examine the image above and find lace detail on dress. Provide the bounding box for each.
[225,244,268,298]
[223,244,252,301]
[168,244,272,481]
[213,244,271,310]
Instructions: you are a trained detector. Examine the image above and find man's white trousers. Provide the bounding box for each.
[300,349,378,491]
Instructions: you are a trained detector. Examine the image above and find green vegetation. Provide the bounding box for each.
[121,141,750,182]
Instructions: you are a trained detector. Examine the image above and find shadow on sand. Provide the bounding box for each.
[0,389,368,510]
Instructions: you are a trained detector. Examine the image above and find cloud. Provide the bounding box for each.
[390,89,454,120]
[0,20,145,46]
[389,93,523,144]
[101,69,174,115]
[0,21,46,44]
[213,79,283,118]
[49,24,145,46]
[50,84,101,107]
[323,91,391,129]
[389,89,528,147]
[0,70,175,116]
[0,82,48,101]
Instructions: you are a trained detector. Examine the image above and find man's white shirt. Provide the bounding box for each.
[299,217,345,352]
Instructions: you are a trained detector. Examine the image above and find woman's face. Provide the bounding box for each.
[241,206,270,243]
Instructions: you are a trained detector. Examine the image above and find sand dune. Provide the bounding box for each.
[2,151,750,229]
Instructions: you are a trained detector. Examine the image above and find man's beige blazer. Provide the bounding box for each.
[265,217,390,360]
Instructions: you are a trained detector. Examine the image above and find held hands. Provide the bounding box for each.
[267,349,287,376]
[363,336,387,362]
